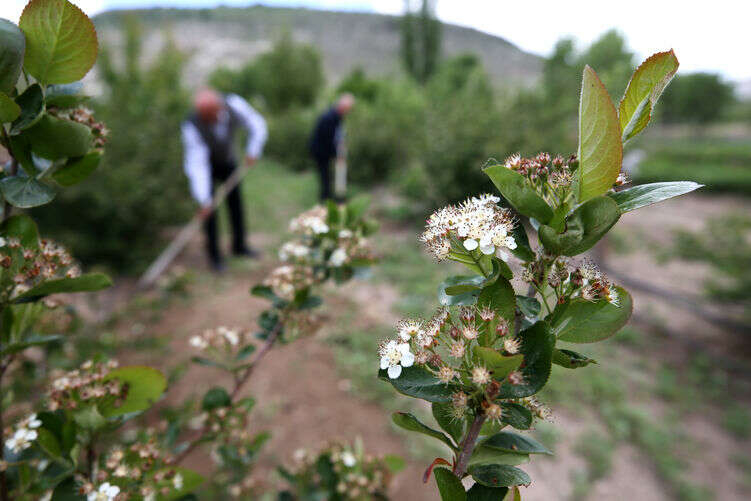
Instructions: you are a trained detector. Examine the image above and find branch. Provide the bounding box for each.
[452,412,486,478]
[174,321,284,465]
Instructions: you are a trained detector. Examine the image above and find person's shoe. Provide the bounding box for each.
[233,247,260,259]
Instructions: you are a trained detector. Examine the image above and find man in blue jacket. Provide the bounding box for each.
[309,94,355,201]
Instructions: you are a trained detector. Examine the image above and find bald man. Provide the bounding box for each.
[309,94,355,201]
[182,89,267,270]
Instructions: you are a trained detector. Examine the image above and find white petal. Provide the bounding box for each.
[388,365,402,379]
[398,342,411,354]
[480,243,495,255]
[401,351,415,367]
[463,238,478,251]
[505,236,517,249]
[380,357,389,370]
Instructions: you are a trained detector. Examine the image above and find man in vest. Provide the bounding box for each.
[182,89,267,271]
[309,93,355,201]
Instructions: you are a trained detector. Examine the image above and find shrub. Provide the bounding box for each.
[265,107,316,172]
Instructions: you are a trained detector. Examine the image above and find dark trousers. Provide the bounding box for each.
[204,161,247,265]
[315,155,333,201]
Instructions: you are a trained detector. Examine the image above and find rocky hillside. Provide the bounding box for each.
[93,5,542,87]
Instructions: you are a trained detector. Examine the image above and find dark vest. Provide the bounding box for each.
[187,100,242,168]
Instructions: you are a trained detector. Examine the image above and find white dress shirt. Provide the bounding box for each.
[181,94,268,206]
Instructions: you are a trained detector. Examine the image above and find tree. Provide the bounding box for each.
[401,0,442,84]
[660,72,736,124]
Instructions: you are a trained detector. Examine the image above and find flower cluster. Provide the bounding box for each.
[379,305,541,424]
[420,194,517,261]
[49,106,109,149]
[288,206,330,235]
[282,441,394,500]
[525,258,620,306]
[263,264,316,301]
[47,360,126,411]
[0,238,78,300]
[189,326,250,352]
[503,152,577,205]
[3,413,42,454]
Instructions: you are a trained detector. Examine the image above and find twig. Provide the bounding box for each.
[452,413,486,478]
[174,321,284,465]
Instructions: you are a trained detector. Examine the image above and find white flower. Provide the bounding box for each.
[0,237,6,247]
[379,340,415,379]
[339,229,353,238]
[463,238,479,251]
[397,319,424,341]
[189,336,208,349]
[341,451,357,467]
[88,482,120,501]
[479,235,495,255]
[329,248,347,267]
[219,327,239,346]
[173,472,184,490]
[5,427,38,454]
[312,220,329,234]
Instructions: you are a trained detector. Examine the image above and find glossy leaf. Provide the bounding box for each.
[0,174,55,208]
[549,286,633,343]
[46,82,88,108]
[619,50,679,143]
[467,484,509,501]
[498,321,554,399]
[552,348,597,369]
[608,181,702,213]
[101,366,167,417]
[53,151,102,186]
[479,431,553,455]
[24,114,93,160]
[469,446,529,467]
[469,464,531,488]
[538,196,620,256]
[0,334,62,356]
[0,19,25,93]
[477,277,516,324]
[392,412,456,450]
[439,275,485,306]
[18,273,112,299]
[473,346,523,381]
[36,427,62,458]
[0,214,39,247]
[19,0,99,85]
[201,387,231,411]
[434,468,467,501]
[432,402,465,444]
[378,366,457,403]
[516,296,541,320]
[11,83,45,134]
[500,403,533,430]
[484,163,553,224]
[0,92,20,123]
[577,65,623,202]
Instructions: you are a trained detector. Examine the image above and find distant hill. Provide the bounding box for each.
[93,5,542,88]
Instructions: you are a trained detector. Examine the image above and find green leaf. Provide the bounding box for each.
[0,214,39,247]
[190,356,228,370]
[479,431,553,455]
[0,174,55,208]
[46,82,88,108]
[19,0,99,85]
[101,366,168,417]
[538,196,620,256]
[384,454,406,473]
[35,427,62,458]
[608,181,702,213]
[235,343,256,361]
[434,468,467,501]
[577,65,623,202]
[467,484,509,501]
[619,50,679,143]
[378,366,457,403]
[0,92,21,123]
[11,83,45,134]
[432,402,465,444]
[24,113,93,160]
[438,275,485,306]
[52,151,101,186]
[553,348,597,369]
[516,296,541,319]
[345,194,370,225]
[484,164,553,224]
[0,334,62,356]
[51,476,82,500]
[499,403,533,430]
[477,277,516,324]
[473,346,523,381]
[0,19,25,94]
[18,273,112,299]
[498,321,554,399]
[468,446,529,467]
[73,405,105,430]
[6,134,37,176]
[392,412,456,450]
[201,386,231,411]
[469,464,531,488]
[155,467,204,501]
[549,286,633,343]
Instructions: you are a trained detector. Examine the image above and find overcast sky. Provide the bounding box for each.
[2,0,749,82]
